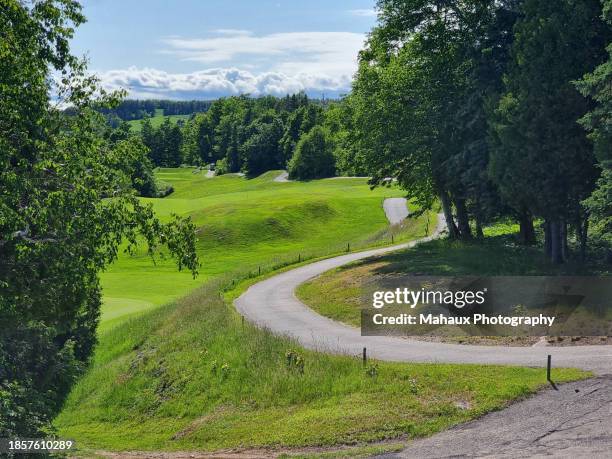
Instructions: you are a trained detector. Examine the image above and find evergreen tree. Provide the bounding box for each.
[490,0,610,262]
[576,0,612,253]
[288,127,336,180]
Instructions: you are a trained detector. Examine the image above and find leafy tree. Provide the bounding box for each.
[490,0,610,262]
[352,0,518,239]
[241,116,284,176]
[576,0,612,253]
[288,127,336,180]
[324,97,371,177]
[278,104,324,166]
[0,0,198,437]
[182,113,214,165]
[104,121,159,197]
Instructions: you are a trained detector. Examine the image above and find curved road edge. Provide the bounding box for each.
[235,202,612,375]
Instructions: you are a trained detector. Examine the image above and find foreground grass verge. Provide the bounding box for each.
[55,278,588,453]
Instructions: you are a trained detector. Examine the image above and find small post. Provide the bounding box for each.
[347,243,350,252]
[391,234,394,244]
[242,315,244,328]
[258,266,261,275]
[298,253,301,263]
[547,354,551,382]
[362,347,367,366]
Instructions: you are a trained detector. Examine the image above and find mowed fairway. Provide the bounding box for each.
[99,168,412,330]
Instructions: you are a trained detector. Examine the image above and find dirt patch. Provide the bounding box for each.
[171,406,232,440]
[91,439,405,459]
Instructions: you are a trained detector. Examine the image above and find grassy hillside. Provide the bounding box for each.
[127,109,191,132]
[98,168,423,331]
[55,170,588,455]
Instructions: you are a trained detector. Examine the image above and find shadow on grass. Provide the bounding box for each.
[343,235,599,278]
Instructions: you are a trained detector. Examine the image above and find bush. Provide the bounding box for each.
[288,126,336,180]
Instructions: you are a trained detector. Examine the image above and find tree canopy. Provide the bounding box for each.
[0,0,198,437]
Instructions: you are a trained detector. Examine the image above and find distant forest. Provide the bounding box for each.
[103,93,342,182]
[98,99,214,121]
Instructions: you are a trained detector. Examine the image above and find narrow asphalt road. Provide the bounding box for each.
[383,197,409,224]
[274,170,290,182]
[235,199,612,374]
[377,376,612,459]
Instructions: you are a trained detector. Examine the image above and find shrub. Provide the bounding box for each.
[288,126,336,180]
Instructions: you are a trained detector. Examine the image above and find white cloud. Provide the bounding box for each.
[94,30,366,99]
[161,30,365,79]
[211,29,252,36]
[348,9,377,17]
[96,67,352,99]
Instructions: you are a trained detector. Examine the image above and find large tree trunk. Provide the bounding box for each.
[578,216,588,261]
[454,198,472,240]
[550,221,564,264]
[475,215,484,239]
[439,191,459,239]
[518,211,536,245]
[544,220,552,259]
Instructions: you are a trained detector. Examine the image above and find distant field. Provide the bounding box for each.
[127,109,191,132]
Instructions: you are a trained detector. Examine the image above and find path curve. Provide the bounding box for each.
[235,204,612,375]
[274,171,290,182]
[383,197,409,225]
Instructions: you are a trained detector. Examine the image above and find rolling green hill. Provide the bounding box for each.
[55,169,587,456]
[98,169,422,331]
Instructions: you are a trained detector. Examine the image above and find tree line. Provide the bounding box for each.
[1,1,198,438]
[101,0,612,264]
[117,93,342,180]
[341,0,612,265]
[100,99,214,121]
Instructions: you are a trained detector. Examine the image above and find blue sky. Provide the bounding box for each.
[72,1,378,99]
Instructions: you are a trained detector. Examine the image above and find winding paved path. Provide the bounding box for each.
[383,197,409,224]
[274,170,290,182]
[235,200,612,375]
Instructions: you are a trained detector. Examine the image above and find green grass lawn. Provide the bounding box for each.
[55,170,589,455]
[56,280,587,454]
[127,109,191,132]
[296,232,598,328]
[98,168,422,330]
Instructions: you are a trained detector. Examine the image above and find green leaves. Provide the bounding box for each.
[0,0,198,437]
[288,126,335,180]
